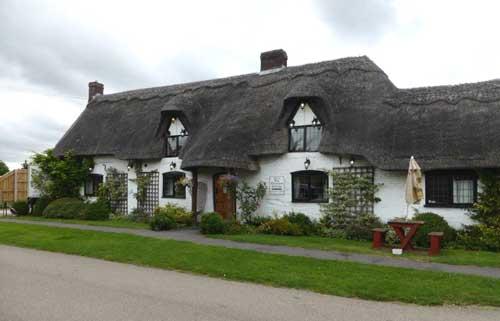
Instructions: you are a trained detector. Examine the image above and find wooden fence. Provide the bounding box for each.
[0,169,28,204]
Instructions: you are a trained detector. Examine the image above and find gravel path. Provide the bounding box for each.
[1,245,499,321]
[3,218,500,279]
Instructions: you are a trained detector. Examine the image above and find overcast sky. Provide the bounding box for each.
[2,0,500,170]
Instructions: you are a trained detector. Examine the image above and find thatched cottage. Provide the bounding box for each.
[54,49,500,228]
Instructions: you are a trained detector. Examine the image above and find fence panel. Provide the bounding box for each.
[0,169,28,203]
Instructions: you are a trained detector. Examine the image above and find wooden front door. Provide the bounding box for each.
[214,174,235,220]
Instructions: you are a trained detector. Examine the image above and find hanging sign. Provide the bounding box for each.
[269,176,285,195]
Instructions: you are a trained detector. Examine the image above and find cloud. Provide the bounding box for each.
[313,0,396,42]
[0,0,218,168]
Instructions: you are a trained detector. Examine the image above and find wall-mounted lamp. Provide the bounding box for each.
[180,129,188,136]
[311,117,321,127]
[300,102,306,109]
[169,161,177,171]
[127,161,134,171]
[349,158,355,167]
[171,117,176,123]
[144,163,148,168]
[88,165,94,172]
[289,120,296,128]
[304,158,311,170]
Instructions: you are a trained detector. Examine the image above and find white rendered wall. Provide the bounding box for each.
[292,103,317,126]
[168,117,185,135]
[240,153,368,220]
[375,169,473,229]
[90,154,474,227]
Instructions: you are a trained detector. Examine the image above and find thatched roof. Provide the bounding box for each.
[54,55,500,171]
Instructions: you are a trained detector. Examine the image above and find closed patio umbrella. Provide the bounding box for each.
[404,156,423,218]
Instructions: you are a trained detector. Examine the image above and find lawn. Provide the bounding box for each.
[0,215,149,229]
[1,222,500,306]
[211,234,500,268]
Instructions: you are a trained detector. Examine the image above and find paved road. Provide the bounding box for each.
[4,218,500,279]
[1,245,499,321]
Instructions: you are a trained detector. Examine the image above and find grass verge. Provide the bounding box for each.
[0,215,149,229]
[210,234,500,268]
[0,222,500,306]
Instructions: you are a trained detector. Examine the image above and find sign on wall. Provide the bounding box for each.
[269,176,285,195]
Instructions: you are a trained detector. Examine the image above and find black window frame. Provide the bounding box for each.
[162,172,186,199]
[425,170,478,208]
[84,174,103,197]
[288,125,323,152]
[165,135,183,157]
[291,170,329,203]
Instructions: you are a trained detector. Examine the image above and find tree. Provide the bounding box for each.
[31,149,93,199]
[0,160,9,176]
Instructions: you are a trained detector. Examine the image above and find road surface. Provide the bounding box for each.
[0,245,498,321]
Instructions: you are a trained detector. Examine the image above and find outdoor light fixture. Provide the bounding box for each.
[171,117,176,123]
[169,161,177,171]
[289,120,296,128]
[304,158,311,170]
[127,161,134,171]
[180,129,188,136]
[300,102,306,109]
[349,158,355,167]
[312,117,320,126]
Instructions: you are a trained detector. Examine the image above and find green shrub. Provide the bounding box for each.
[12,201,29,216]
[43,198,86,219]
[154,203,192,227]
[459,218,500,252]
[200,212,225,234]
[257,217,302,236]
[150,211,177,231]
[129,208,150,223]
[318,227,348,239]
[461,169,500,251]
[321,208,383,241]
[477,217,500,251]
[32,197,51,216]
[245,215,271,227]
[413,212,456,248]
[82,201,111,221]
[347,213,384,241]
[224,220,255,235]
[283,212,317,235]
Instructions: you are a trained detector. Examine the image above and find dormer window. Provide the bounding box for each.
[165,117,188,157]
[288,102,323,152]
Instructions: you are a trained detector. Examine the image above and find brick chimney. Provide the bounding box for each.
[88,81,104,102]
[260,49,287,71]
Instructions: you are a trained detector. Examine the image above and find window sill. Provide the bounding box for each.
[424,203,473,209]
[292,200,328,204]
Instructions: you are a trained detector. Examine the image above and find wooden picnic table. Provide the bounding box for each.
[387,219,425,251]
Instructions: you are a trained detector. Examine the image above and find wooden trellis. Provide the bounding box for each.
[137,171,159,215]
[330,166,375,215]
[106,172,128,215]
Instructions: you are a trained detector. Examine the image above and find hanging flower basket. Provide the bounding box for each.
[219,174,240,193]
[176,176,193,190]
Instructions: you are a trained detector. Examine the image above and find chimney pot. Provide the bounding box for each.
[260,49,287,71]
[88,81,104,102]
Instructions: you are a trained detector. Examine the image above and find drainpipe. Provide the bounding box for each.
[191,168,198,225]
